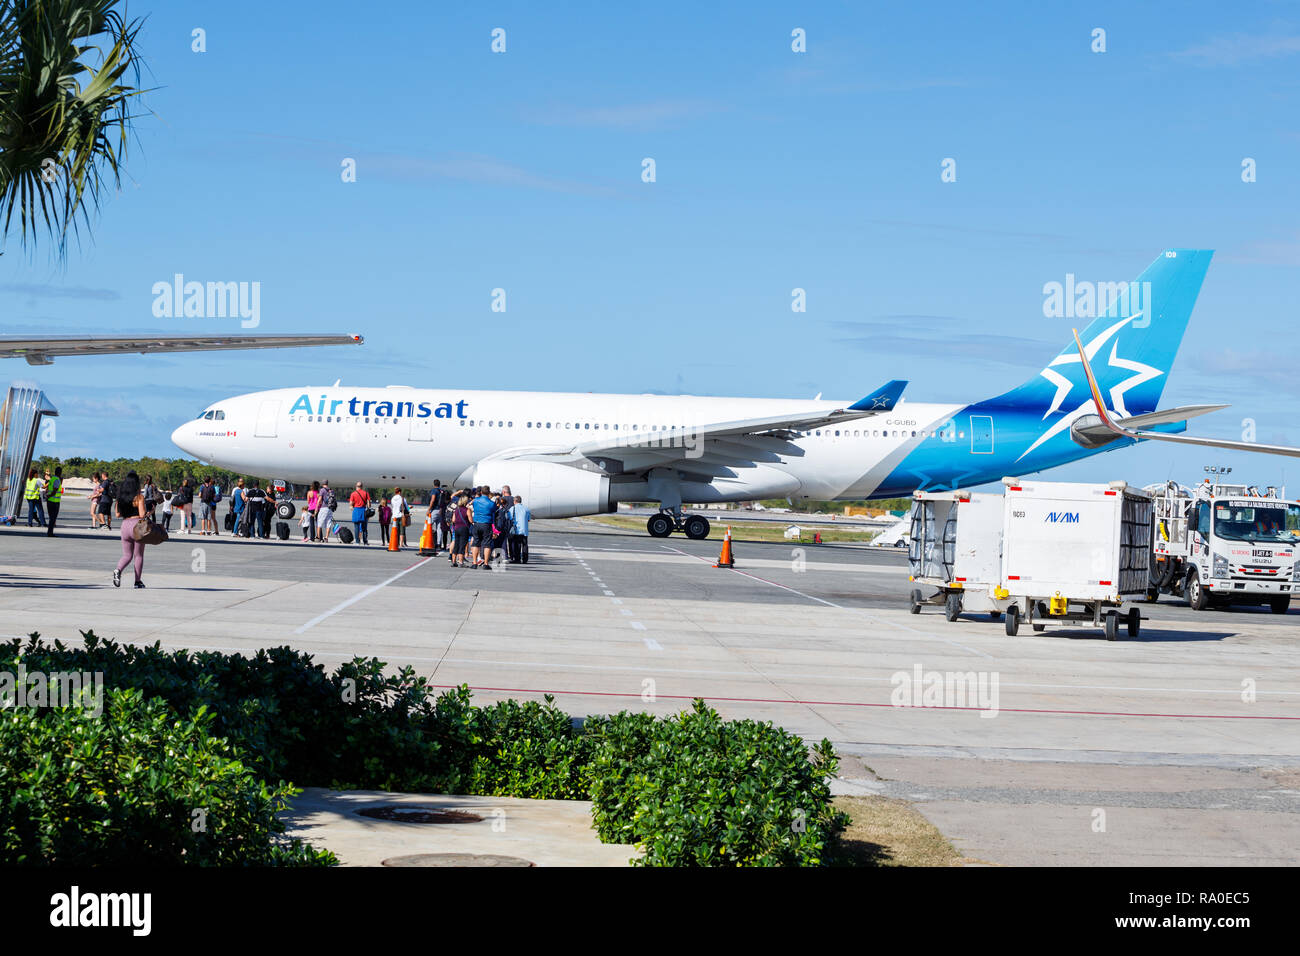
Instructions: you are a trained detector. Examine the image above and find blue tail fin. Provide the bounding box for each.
[992,249,1213,418]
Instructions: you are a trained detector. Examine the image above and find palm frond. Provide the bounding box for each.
[0,0,149,259]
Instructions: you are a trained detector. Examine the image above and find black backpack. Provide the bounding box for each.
[324,487,338,510]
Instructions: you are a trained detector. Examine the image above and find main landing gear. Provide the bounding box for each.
[646,510,711,540]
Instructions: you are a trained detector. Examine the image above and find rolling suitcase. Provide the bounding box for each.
[224,512,235,532]
[275,521,289,540]
[338,526,354,544]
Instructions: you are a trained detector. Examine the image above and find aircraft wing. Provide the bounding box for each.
[0,333,364,365]
[488,380,907,476]
[1073,328,1300,458]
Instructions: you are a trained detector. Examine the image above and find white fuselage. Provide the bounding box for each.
[171,385,964,502]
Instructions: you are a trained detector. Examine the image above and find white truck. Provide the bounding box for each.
[907,490,1008,620]
[1146,480,1299,613]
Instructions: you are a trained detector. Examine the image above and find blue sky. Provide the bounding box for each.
[4,1,1300,491]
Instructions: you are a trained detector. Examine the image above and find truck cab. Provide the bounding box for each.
[1150,481,1299,613]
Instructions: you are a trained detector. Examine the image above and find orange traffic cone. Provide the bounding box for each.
[418,514,436,556]
[388,517,402,552]
[714,526,734,568]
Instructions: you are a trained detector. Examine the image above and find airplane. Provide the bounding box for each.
[171,249,1252,540]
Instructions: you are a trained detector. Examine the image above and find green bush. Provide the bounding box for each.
[586,701,849,866]
[4,634,848,866]
[0,688,334,866]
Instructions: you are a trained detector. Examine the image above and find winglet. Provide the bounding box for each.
[849,380,907,412]
[1072,328,1122,434]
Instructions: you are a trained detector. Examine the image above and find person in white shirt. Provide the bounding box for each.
[389,487,407,546]
[316,480,336,544]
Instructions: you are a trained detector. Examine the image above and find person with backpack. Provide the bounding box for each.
[199,477,217,535]
[388,486,409,547]
[316,481,337,543]
[349,482,371,545]
[99,474,118,531]
[469,487,496,569]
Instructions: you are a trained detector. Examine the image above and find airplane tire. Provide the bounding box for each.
[683,516,711,540]
[277,501,295,520]
[646,514,674,538]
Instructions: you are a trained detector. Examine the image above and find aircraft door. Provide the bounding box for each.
[254,400,280,437]
[970,415,993,454]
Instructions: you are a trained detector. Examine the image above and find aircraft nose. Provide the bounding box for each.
[171,421,195,454]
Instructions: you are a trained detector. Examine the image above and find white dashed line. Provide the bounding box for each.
[630,621,646,630]
[643,638,663,651]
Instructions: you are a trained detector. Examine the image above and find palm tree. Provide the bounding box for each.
[0,0,147,257]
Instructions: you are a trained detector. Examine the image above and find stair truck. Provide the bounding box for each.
[1146,480,1299,613]
[906,490,1010,620]
[997,479,1153,640]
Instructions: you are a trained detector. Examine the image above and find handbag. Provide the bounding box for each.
[132,516,169,546]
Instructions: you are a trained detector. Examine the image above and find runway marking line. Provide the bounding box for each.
[294,556,434,633]
[659,545,994,659]
[423,683,1300,721]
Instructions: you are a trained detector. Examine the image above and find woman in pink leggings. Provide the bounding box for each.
[113,471,148,589]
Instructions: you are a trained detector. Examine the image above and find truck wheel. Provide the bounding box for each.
[909,589,923,614]
[1104,610,1119,641]
[1032,621,1046,632]
[944,592,962,622]
[1127,607,1141,638]
[1187,571,1208,611]
[1004,605,1020,636]
[1145,587,1159,603]
[1270,597,1291,615]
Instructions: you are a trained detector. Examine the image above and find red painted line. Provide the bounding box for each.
[425,684,1300,721]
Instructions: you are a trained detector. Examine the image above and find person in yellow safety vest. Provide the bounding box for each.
[45,466,63,537]
[24,467,45,528]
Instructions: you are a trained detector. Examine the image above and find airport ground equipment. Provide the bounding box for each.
[0,386,58,523]
[999,479,1152,640]
[1145,480,1298,613]
[907,490,1008,620]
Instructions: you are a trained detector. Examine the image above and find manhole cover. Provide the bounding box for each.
[382,853,535,867]
[358,806,483,824]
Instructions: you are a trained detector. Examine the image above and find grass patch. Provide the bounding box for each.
[832,795,973,867]
[585,514,884,545]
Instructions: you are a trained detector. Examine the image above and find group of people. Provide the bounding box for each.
[430,481,531,569]
[20,466,64,536]
[18,470,538,582]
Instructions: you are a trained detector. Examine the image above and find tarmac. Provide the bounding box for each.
[2,504,1298,867]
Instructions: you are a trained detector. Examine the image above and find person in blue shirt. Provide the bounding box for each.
[469,487,496,568]
[231,478,246,533]
[508,495,531,564]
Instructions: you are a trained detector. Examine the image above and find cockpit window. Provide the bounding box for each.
[214,410,225,420]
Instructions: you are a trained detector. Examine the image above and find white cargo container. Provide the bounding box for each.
[999,478,1153,639]
[907,490,1009,619]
